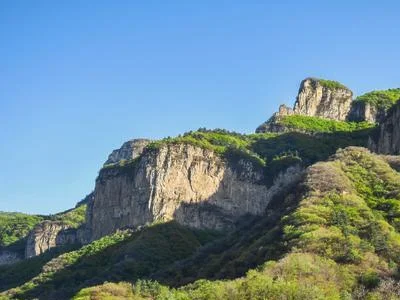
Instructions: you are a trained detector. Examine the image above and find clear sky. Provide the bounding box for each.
[0,1,399,214]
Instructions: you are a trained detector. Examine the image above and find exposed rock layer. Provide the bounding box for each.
[88,144,303,240]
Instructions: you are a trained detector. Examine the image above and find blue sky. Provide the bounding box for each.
[0,1,399,214]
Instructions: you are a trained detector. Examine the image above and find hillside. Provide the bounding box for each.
[73,147,400,300]
[1,77,400,300]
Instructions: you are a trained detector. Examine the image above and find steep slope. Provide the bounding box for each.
[1,222,221,299]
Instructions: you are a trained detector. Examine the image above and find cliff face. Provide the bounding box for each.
[348,101,385,123]
[87,144,303,241]
[369,101,400,154]
[25,221,71,258]
[105,139,150,165]
[294,78,353,121]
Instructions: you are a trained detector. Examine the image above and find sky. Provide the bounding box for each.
[0,1,399,214]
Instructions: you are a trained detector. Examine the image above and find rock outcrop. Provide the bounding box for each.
[256,78,353,133]
[87,144,303,241]
[294,78,353,121]
[25,221,75,258]
[369,101,400,154]
[105,139,151,165]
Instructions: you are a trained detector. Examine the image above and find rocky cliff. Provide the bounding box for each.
[25,221,72,258]
[87,143,303,241]
[256,78,353,133]
[348,101,385,123]
[105,139,150,165]
[369,100,400,154]
[294,78,353,121]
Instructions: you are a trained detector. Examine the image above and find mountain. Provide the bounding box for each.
[1,77,399,299]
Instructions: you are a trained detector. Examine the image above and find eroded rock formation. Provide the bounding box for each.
[87,144,303,240]
[294,78,353,121]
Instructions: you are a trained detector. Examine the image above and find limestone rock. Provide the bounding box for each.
[293,78,353,121]
[369,101,400,154]
[105,139,151,165]
[25,221,71,258]
[87,144,303,240]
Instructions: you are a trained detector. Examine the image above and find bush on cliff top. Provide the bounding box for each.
[312,78,349,90]
[0,213,44,248]
[355,88,400,110]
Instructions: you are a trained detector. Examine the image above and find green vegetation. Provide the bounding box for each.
[0,213,43,247]
[313,78,348,90]
[2,222,221,299]
[0,203,87,257]
[103,125,375,186]
[278,115,374,133]
[51,204,87,228]
[355,88,400,110]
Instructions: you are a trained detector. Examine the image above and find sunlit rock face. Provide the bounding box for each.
[87,144,303,241]
[293,78,353,121]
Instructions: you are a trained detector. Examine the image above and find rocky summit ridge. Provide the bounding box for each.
[256,77,399,133]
